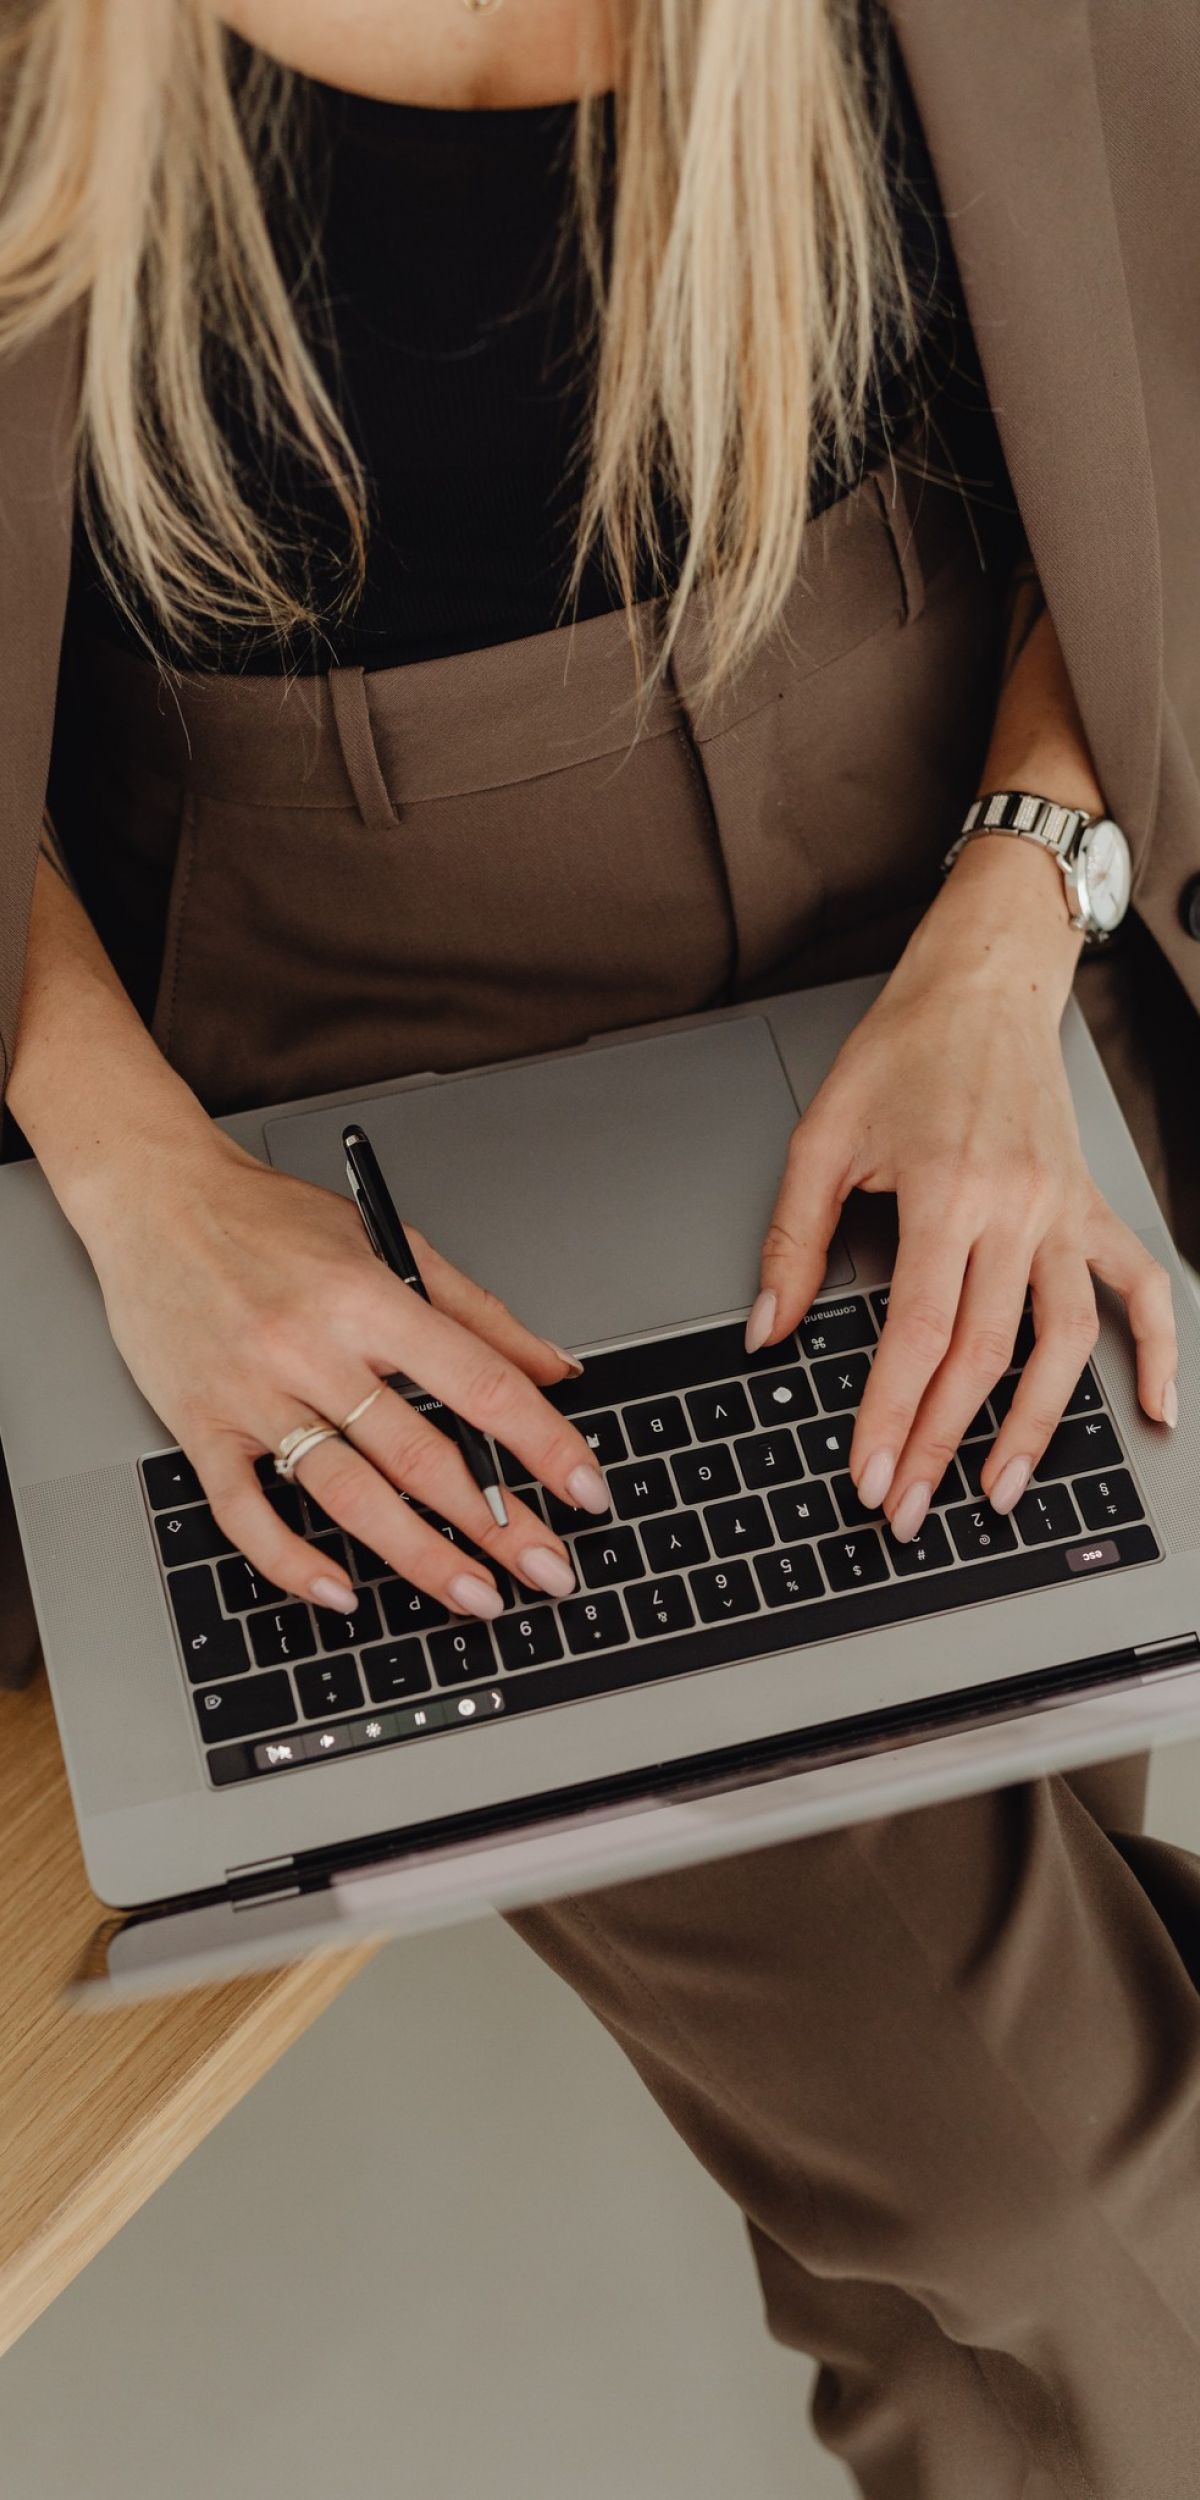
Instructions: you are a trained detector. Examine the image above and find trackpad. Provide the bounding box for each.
[264,1016,849,1349]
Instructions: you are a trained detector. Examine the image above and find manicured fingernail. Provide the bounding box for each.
[891,1481,931,1544]
[990,1456,1030,1516]
[1162,1378,1179,1430]
[449,1572,505,1620]
[519,1546,576,1597]
[745,1290,777,1354]
[311,1575,358,1612]
[566,1462,609,1513]
[858,1448,896,1510]
[547,1341,585,1379]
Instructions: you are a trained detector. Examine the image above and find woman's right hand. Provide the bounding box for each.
[83,1125,608,1624]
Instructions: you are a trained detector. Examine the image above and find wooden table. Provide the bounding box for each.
[0,1669,372,2356]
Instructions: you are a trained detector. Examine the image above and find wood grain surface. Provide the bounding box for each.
[0,1668,372,2356]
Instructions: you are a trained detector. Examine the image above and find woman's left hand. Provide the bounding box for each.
[750,834,1178,1547]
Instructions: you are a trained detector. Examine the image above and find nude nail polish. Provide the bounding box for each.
[1162,1378,1179,1429]
[519,1546,576,1597]
[857,1448,896,1511]
[990,1456,1030,1515]
[547,1342,585,1379]
[566,1463,609,1514]
[449,1572,504,1620]
[890,1481,932,1544]
[745,1290,777,1355]
[311,1575,358,1612]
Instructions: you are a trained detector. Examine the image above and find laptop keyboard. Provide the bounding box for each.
[139,1290,1160,1788]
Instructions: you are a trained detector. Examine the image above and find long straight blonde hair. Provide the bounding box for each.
[0,0,914,699]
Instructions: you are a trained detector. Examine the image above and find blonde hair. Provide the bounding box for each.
[0,0,913,699]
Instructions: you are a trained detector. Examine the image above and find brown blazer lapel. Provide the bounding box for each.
[890,0,1164,871]
[0,311,81,1098]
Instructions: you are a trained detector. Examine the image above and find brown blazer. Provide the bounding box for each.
[1,0,1198,1112]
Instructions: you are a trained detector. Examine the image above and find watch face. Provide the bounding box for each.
[1076,817,1132,932]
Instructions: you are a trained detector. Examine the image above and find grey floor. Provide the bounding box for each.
[2,1739,1199,2500]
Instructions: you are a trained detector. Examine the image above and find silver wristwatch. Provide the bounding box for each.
[942,790,1132,941]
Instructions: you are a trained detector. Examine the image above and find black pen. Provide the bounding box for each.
[342,1124,509,1530]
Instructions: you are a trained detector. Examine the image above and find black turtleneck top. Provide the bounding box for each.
[67,32,1009,675]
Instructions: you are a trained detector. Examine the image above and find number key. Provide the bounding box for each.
[560,1591,630,1654]
[495,1608,565,1671]
[689,1560,760,1623]
[1013,1483,1081,1546]
[754,1548,823,1608]
[626,1577,696,1638]
[1075,1469,1144,1531]
[818,1531,889,1591]
[947,1504,1017,1561]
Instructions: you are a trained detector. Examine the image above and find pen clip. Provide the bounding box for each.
[346,1164,387,1265]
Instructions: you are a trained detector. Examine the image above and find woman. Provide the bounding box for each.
[2,0,1200,2489]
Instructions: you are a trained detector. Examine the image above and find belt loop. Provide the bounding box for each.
[328,664,402,830]
[871,455,926,627]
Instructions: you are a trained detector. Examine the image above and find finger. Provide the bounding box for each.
[199,1431,361,1613]
[882,1227,1033,1537]
[360,1278,609,1514]
[979,1235,1098,1511]
[1085,1200,1178,1425]
[348,1382,577,1598]
[407,1223,581,1386]
[849,1197,973,1511]
[297,1430,512,1619]
[753,1118,850,1348]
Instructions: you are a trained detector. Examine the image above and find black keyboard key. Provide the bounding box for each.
[574,1525,645,1588]
[767,1481,838,1541]
[686,1381,753,1441]
[690,1560,760,1622]
[1065,1366,1104,1416]
[429,1623,500,1684]
[625,1395,691,1456]
[194,1669,296,1746]
[626,1577,696,1639]
[1075,1469,1145,1531]
[947,1503,1018,1561]
[957,1442,990,1498]
[930,1457,967,1507]
[1014,1483,1081,1546]
[296,1656,364,1718]
[1035,1414,1121,1480]
[797,1296,875,1359]
[348,1538,390,1583]
[888,1514,954,1575]
[818,1531,889,1591]
[309,1527,351,1579]
[609,1459,675,1519]
[641,1509,710,1572]
[317,1590,382,1652]
[797,1413,856,1475]
[168,1564,251,1681]
[497,1444,535,1490]
[155,1504,235,1567]
[736,1428,807,1488]
[869,1285,891,1326]
[560,1591,630,1654]
[541,1323,803,1416]
[362,1640,432,1705]
[705,1495,775,1556]
[811,1351,872,1414]
[217,1556,284,1614]
[575,1411,628,1466]
[248,1603,318,1666]
[143,1450,203,1511]
[748,1368,816,1426]
[495,1608,565,1671]
[754,1548,823,1608]
[672,1443,739,1504]
[380,1577,450,1635]
[207,1744,253,1785]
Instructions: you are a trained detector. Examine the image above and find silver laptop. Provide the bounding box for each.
[2,972,1199,2002]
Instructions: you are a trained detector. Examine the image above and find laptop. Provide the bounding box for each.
[2,972,1198,2002]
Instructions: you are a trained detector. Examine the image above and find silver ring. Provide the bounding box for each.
[339,1384,385,1434]
[274,1421,341,1481]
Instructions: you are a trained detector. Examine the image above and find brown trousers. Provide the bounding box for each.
[15,457,1200,2491]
